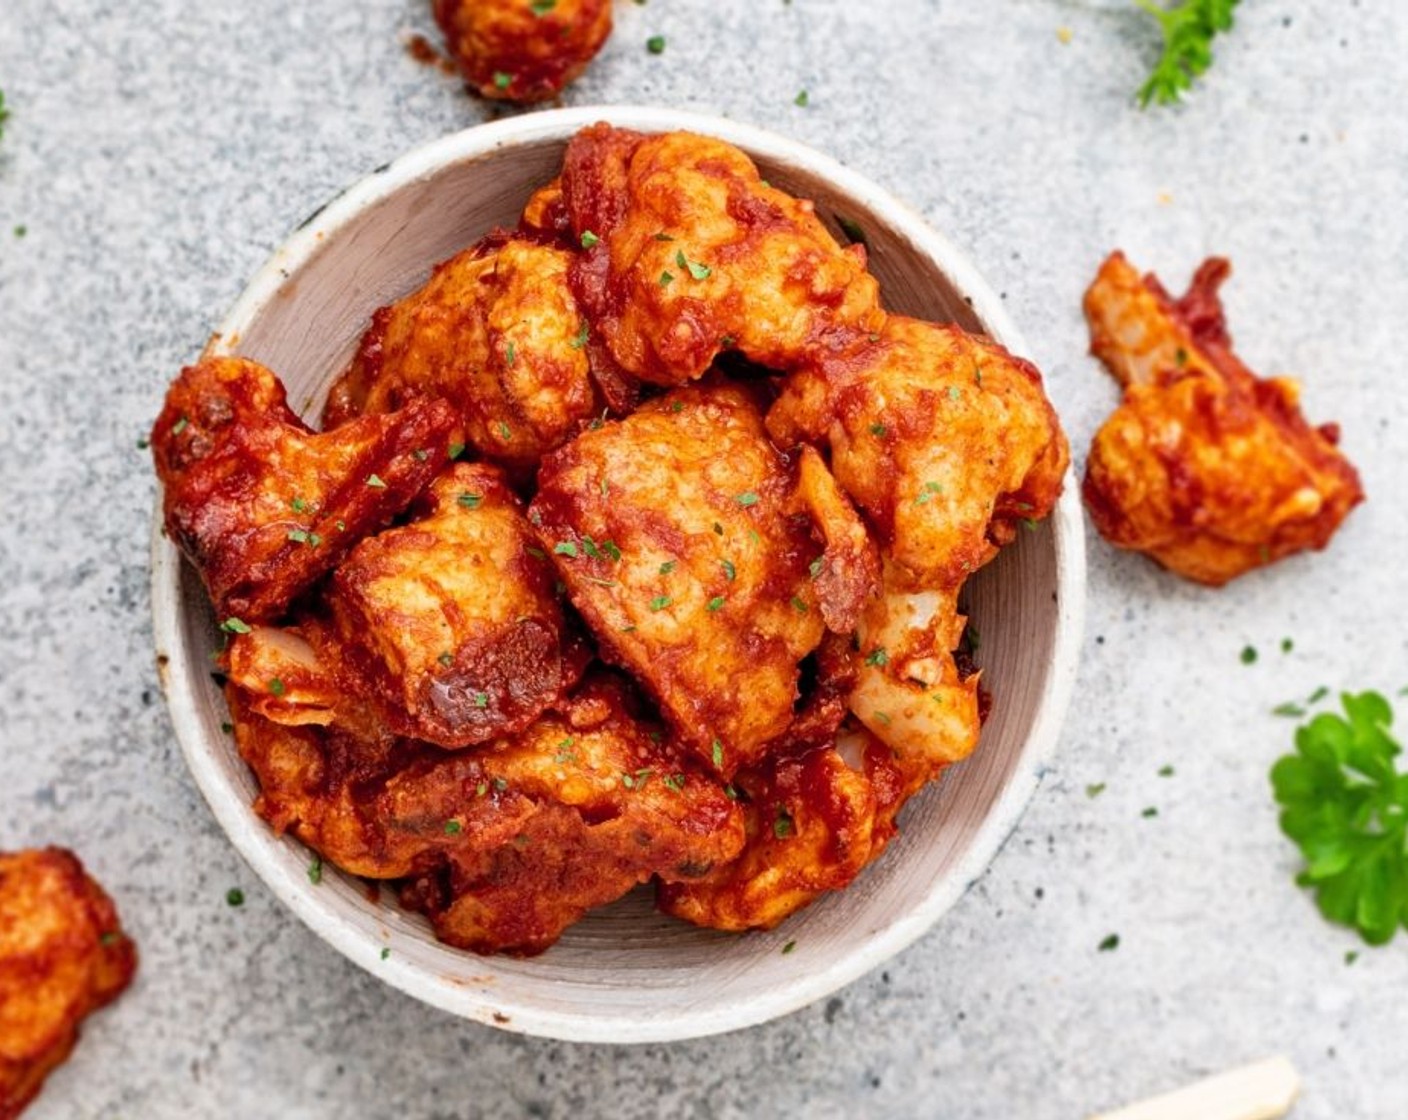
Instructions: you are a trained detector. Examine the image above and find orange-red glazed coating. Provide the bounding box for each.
[153,357,457,622]
[0,848,136,1120]
[561,126,885,386]
[433,0,612,103]
[1082,252,1363,585]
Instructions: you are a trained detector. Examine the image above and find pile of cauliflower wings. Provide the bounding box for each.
[152,126,1069,955]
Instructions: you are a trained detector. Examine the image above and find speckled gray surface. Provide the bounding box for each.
[1,1,1405,1117]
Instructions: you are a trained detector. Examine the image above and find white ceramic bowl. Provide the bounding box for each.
[151,106,1085,1043]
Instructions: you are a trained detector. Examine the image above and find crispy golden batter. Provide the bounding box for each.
[323,236,602,470]
[658,727,923,931]
[1083,252,1364,585]
[561,126,885,386]
[768,316,1069,592]
[233,675,744,954]
[848,574,982,766]
[327,463,575,747]
[529,383,878,776]
[0,849,136,1120]
[153,357,457,622]
[433,0,612,102]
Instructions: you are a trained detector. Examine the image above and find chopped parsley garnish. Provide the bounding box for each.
[570,321,589,349]
[457,492,483,509]
[1136,0,1241,108]
[476,781,489,797]
[1098,934,1120,952]
[1086,782,1107,798]
[171,416,189,435]
[808,556,825,579]
[659,560,677,574]
[794,89,810,107]
[664,773,686,792]
[914,481,944,505]
[366,474,387,489]
[219,617,252,635]
[601,539,622,561]
[712,739,724,768]
[782,939,797,954]
[226,888,245,907]
[268,678,286,697]
[505,342,516,367]
[494,777,508,791]
[707,596,726,612]
[473,692,489,708]
[526,546,547,560]
[659,270,675,287]
[735,491,760,507]
[675,249,711,281]
[646,35,666,54]
[493,71,512,90]
[1158,765,1175,777]
[443,820,462,835]
[789,595,809,614]
[307,857,322,885]
[496,421,512,441]
[554,541,579,557]
[836,216,867,245]
[438,652,453,668]
[1240,645,1258,665]
[448,441,466,460]
[531,0,557,12]
[865,648,889,667]
[721,559,736,581]
[870,422,887,437]
[287,529,322,546]
[773,806,795,839]
[291,496,309,513]
[1282,638,1295,654]
[580,230,600,248]
[1142,807,1159,818]
[581,535,605,560]
[649,595,672,612]
[622,768,653,790]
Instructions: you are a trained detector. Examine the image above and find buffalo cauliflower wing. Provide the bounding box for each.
[1082,252,1364,585]
[233,674,744,954]
[323,235,603,469]
[658,726,925,931]
[529,383,878,777]
[561,125,885,386]
[433,0,612,103]
[0,848,136,1119]
[152,357,457,622]
[767,316,1069,593]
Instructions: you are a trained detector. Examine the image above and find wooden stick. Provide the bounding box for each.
[1090,1056,1301,1120]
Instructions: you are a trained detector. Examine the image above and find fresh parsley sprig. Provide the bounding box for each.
[1270,691,1408,945]
[1134,0,1241,107]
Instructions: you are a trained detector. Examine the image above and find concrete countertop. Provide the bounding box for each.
[1,2,1403,1116]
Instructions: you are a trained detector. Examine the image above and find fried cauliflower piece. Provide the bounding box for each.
[225,466,578,749]
[658,726,926,931]
[561,125,885,386]
[768,316,1069,592]
[152,357,457,622]
[529,383,879,777]
[327,463,575,748]
[848,571,982,767]
[433,0,612,103]
[1083,252,1364,585]
[0,848,136,1119]
[233,675,744,954]
[323,235,603,469]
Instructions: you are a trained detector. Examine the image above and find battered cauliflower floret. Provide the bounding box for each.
[561,125,885,385]
[529,383,879,777]
[658,726,925,931]
[233,674,745,955]
[433,0,612,103]
[1082,252,1364,585]
[0,848,136,1119]
[323,235,603,470]
[151,357,458,622]
[767,316,1069,592]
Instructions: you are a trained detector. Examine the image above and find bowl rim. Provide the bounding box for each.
[150,104,1086,1043]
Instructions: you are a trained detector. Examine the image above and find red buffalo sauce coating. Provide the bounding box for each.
[152,357,458,622]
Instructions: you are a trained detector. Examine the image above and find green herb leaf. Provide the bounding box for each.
[721,559,736,582]
[580,230,600,248]
[646,35,666,54]
[712,739,724,768]
[1135,0,1242,108]
[307,856,322,885]
[366,474,387,489]
[1098,933,1119,952]
[570,321,589,349]
[865,648,888,667]
[448,441,466,460]
[1271,691,1408,946]
[531,0,557,12]
[675,249,711,280]
[773,806,794,839]
[219,617,253,635]
[1241,645,1258,664]
[735,491,760,507]
[493,71,513,90]
[707,596,726,612]
[226,888,245,907]
[457,492,483,509]
[794,89,809,107]
[443,820,462,835]
[554,541,579,558]
[268,678,286,697]
[649,595,672,612]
